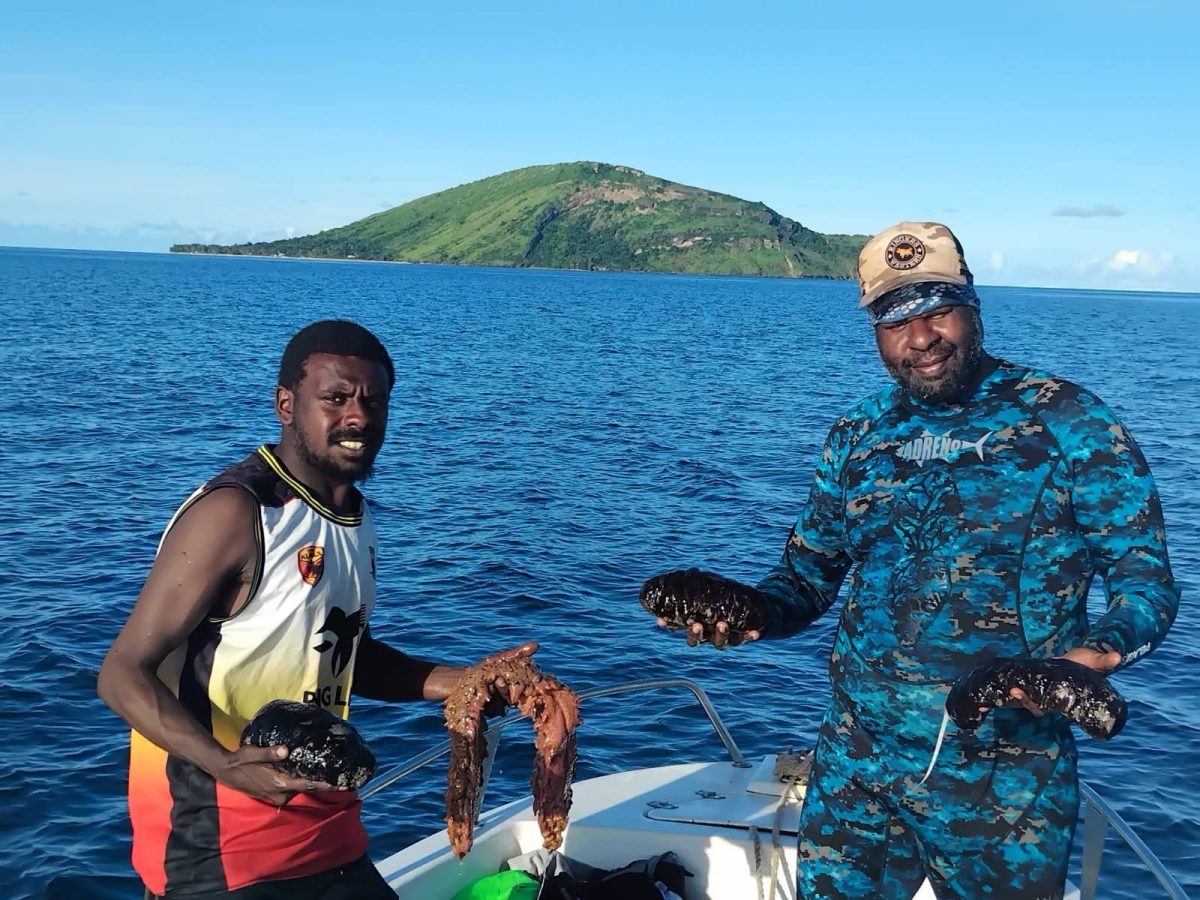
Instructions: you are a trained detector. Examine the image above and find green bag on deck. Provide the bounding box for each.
[448,869,540,900]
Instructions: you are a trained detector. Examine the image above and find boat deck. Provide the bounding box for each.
[370,678,1183,899]
[378,757,921,899]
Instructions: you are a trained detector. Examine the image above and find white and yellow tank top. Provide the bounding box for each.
[129,445,377,896]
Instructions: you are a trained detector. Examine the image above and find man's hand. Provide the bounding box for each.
[1061,646,1122,672]
[476,641,539,715]
[213,744,340,807]
[1003,647,1121,716]
[659,618,761,650]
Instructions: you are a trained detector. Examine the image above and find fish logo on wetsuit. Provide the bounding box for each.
[896,430,992,468]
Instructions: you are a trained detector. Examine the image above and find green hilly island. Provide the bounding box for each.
[171,162,867,278]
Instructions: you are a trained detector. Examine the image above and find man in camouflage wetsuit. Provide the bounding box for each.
[649,222,1179,898]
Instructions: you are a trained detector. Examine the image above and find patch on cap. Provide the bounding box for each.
[885,234,925,270]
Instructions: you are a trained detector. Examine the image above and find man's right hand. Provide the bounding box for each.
[214,744,339,807]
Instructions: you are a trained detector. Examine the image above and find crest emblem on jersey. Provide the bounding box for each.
[297,545,325,586]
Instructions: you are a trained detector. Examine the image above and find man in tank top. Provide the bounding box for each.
[99,320,536,899]
[646,222,1179,898]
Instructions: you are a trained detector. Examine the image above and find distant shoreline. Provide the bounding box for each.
[2,246,1198,296]
[164,249,858,281]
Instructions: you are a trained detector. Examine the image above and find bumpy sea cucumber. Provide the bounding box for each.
[640,567,769,641]
[443,657,581,858]
[946,657,1127,740]
[240,699,377,789]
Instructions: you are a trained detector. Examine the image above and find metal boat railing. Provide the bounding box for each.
[1078,781,1188,899]
[361,677,747,804]
[360,677,1188,898]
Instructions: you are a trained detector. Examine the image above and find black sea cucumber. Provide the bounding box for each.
[240,699,377,789]
[640,567,769,640]
[946,657,1127,740]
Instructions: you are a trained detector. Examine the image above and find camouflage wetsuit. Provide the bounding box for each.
[756,360,1179,899]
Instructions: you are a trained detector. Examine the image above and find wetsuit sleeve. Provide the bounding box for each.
[755,417,857,638]
[1066,395,1179,668]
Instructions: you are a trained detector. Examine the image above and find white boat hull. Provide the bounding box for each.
[369,677,1175,898]
[376,756,991,899]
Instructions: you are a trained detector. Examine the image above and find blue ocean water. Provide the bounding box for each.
[0,246,1196,899]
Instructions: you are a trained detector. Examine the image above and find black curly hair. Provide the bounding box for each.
[278,320,395,390]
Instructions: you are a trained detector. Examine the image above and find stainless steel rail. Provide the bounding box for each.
[1078,781,1188,899]
[360,677,747,802]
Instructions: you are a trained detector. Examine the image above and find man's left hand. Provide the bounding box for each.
[1005,647,1122,716]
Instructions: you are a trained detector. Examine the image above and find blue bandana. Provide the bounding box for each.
[867,281,980,326]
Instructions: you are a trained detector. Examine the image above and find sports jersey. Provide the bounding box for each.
[129,446,378,896]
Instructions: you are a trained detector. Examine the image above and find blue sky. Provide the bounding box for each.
[3,1,1198,291]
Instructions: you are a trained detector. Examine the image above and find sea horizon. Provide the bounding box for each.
[3,243,1198,299]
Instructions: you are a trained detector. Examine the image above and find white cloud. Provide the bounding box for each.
[1062,248,1179,289]
[989,251,1005,271]
[1101,248,1174,277]
[1105,249,1140,269]
[1052,204,1126,218]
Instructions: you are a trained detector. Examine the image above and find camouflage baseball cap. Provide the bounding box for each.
[857,221,975,309]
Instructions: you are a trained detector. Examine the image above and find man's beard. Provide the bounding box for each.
[882,313,985,404]
[295,426,377,484]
